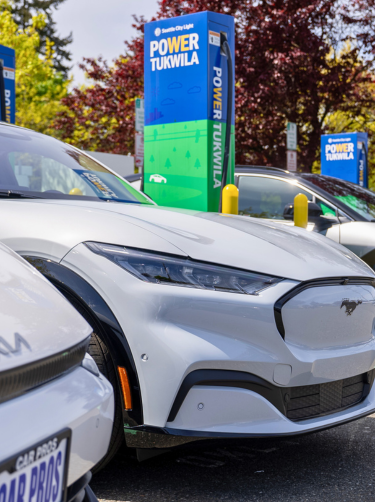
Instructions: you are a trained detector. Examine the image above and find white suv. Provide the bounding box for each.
[0,243,114,501]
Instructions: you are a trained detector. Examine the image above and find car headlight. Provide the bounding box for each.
[81,353,100,376]
[86,242,283,295]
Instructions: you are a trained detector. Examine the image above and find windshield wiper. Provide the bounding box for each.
[98,197,144,204]
[0,190,42,199]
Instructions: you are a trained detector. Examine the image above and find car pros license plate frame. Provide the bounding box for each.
[0,429,71,502]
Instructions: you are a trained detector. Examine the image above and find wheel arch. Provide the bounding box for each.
[23,255,143,427]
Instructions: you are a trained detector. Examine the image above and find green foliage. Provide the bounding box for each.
[10,0,72,76]
[0,5,70,135]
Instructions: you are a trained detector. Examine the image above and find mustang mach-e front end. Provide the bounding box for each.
[58,213,375,448]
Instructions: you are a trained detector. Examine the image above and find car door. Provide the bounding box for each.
[236,173,341,240]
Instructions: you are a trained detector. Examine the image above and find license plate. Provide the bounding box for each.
[0,430,70,502]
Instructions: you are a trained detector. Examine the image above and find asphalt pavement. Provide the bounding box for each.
[91,413,375,502]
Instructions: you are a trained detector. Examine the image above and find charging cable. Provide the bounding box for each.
[219,33,234,212]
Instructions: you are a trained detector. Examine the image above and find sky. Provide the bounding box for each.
[54,0,159,85]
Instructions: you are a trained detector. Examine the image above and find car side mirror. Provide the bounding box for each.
[283,202,323,221]
[283,204,294,220]
[283,202,333,234]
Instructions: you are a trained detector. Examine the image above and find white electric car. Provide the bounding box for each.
[1,123,375,463]
[0,241,114,499]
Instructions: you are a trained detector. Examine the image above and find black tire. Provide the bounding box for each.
[87,332,124,473]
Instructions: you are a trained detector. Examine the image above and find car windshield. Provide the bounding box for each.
[0,125,151,204]
[301,174,375,221]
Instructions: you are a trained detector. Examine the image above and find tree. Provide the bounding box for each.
[0,5,69,134]
[53,36,144,153]
[10,0,72,76]
[54,0,375,172]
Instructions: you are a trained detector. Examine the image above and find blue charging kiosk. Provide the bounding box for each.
[0,44,16,123]
[321,132,368,188]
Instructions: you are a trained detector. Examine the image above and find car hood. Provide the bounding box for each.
[0,242,91,372]
[0,199,373,282]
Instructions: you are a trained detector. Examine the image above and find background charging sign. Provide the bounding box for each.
[0,44,16,124]
[321,132,368,187]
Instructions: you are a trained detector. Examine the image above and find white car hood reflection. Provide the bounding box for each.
[2,199,374,282]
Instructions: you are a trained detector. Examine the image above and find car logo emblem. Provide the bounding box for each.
[340,298,362,316]
[0,332,31,356]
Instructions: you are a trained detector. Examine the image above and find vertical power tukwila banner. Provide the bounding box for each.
[0,45,15,123]
[144,11,235,211]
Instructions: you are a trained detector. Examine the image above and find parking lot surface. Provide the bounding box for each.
[92,413,375,502]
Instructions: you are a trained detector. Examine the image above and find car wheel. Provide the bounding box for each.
[88,332,125,473]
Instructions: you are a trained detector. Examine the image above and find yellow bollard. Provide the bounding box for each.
[294,193,308,229]
[222,184,239,215]
[69,188,83,196]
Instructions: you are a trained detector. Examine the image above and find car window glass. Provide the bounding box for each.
[10,152,96,195]
[335,195,375,220]
[238,176,312,219]
[0,127,151,204]
[301,174,375,221]
[314,199,337,218]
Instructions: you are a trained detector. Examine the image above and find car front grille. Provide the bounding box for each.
[285,370,375,421]
[0,336,90,404]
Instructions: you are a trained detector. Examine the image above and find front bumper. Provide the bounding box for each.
[62,244,375,444]
[123,369,375,449]
[0,366,114,486]
[124,400,375,449]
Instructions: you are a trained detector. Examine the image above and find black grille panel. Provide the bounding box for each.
[0,336,90,404]
[286,371,374,421]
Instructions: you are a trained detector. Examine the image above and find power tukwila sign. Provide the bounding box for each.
[321,132,368,188]
[143,11,235,211]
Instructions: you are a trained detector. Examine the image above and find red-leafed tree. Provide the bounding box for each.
[53,0,375,171]
[52,34,144,154]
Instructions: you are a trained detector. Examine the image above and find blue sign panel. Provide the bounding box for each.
[0,44,15,124]
[321,132,368,187]
[144,11,235,127]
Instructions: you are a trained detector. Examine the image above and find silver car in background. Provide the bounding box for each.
[235,166,375,269]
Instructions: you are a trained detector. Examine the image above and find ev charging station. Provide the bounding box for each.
[0,44,15,124]
[143,11,235,211]
[321,132,368,188]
